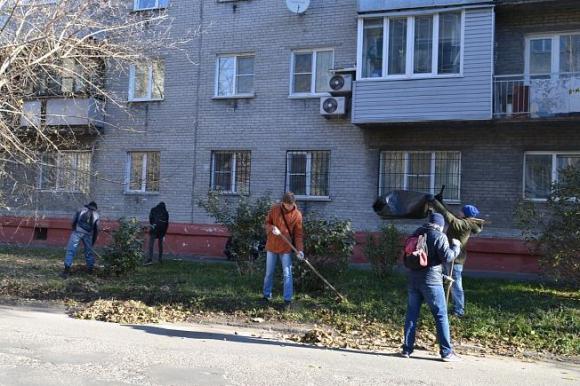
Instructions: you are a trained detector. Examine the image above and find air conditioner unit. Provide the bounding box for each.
[329,73,352,94]
[320,96,346,116]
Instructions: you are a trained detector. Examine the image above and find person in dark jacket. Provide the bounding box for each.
[402,212,462,362]
[60,201,99,278]
[429,196,484,317]
[146,202,169,264]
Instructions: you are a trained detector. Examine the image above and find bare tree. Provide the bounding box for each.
[0,0,193,218]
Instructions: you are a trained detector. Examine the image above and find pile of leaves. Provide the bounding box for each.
[71,300,193,324]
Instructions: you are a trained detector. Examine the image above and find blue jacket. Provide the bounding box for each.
[413,224,460,268]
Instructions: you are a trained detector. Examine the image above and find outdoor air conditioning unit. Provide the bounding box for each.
[329,73,352,94]
[320,96,346,116]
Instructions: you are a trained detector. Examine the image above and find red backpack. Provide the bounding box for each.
[403,234,428,270]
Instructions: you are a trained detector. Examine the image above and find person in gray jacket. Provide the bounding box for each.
[60,201,99,278]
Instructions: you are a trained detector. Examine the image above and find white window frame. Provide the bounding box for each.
[128,62,164,102]
[289,49,335,98]
[133,0,168,11]
[286,151,331,200]
[214,54,255,99]
[125,151,160,193]
[210,151,251,194]
[356,10,464,81]
[524,31,580,79]
[523,151,580,202]
[38,151,91,193]
[378,151,462,203]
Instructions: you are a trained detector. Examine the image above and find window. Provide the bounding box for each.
[360,11,463,79]
[379,151,461,201]
[524,152,580,200]
[128,61,164,101]
[126,151,160,193]
[210,151,251,194]
[134,0,168,11]
[39,151,91,193]
[286,151,330,198]
[291,50,334,95]
[216,55,255,97]
[526,33,580,77]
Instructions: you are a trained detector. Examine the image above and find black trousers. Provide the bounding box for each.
[148,234,164,261]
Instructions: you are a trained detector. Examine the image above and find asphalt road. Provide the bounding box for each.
[0,305,577,386]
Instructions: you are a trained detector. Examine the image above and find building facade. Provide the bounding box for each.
[2,0,579,274]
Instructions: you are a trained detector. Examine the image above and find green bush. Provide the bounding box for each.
[364,223,402,278]
[295,217,356,292]
[199,192,272,275]
[102,217,144,276]
[515,165,580,283]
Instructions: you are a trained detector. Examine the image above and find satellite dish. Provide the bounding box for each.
[286,0,310,14]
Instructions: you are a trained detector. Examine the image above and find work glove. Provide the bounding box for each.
[425,194,435,202]
[272,226,281,236]
[435,193,444,202]
[451,238,461,248]
[296,251,305,261]
[151,224,157,230]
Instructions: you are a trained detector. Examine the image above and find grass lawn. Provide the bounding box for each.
[0,245,578,358]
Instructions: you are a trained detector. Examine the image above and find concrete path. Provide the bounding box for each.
[0,305,577,386]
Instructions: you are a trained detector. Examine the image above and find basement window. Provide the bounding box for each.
[33,227,48,241]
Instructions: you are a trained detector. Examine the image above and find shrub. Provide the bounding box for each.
[199,192,272,275]
[515,166,580,283]
[295,217,356,292]
[101,217,144,276]
[364,223,402,278]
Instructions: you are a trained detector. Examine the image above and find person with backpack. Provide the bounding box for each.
[145,202,169,265]
[60,201,99,278]
[428,195,484,317]
[401,212,462,362]
[262,192,304,310]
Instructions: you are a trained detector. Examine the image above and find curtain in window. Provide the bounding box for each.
[315,51,333,93]
[438,12,461,74]
[525,154,552,199]
[529,38,552,76]
[218,57,235,96]
[362,19,383,78]
[407,152,431,193]
[414,16,433,74]
[310,151,330,196]
[388,18,407,75]
[560,35,580,74]
[434,151,460,201]
[236,57,254,94]
[235,152,251,194]
[293,53,312,93]
[379,151,405,195]
[129,153,144,191]
[134,65,149,99]
[146,152,160,192]
[213,152,233,191]
[288,153,307,195]
[152,62,165,99]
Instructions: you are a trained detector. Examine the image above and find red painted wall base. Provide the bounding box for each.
[0,216,540,274]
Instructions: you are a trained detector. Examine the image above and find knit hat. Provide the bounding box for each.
[85,201,98,210]
[462,204,479,218]
[429,212,445,228]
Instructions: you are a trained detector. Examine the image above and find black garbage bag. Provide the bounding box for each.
[373,190,431,219]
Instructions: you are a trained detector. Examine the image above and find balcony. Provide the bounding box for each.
[494,73,580,119]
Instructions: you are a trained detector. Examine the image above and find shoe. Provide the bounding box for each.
[144,259,153,266]
[442,353,461,362]
[283,300,292,311]
[87,267,94,275]
[59,266,70,279]
[451,312,465,319]
[400,351,411,358]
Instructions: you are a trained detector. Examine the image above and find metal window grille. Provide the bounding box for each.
[210,151,251,194]
[379,151,461,201]
[286,151,330,197]
[39,151,91,193]
[127,151,160,192]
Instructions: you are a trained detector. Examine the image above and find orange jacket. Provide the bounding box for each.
[264,203,304,254]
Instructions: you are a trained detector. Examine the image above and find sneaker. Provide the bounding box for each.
[59,266,70,279]
[260,296,271,305]
[400,351,410,358]
[442,353,461,362]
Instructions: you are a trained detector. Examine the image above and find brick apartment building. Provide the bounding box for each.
[1,0,579,275]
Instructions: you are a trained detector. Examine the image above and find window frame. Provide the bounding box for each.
[209,150,251,195]
[378,151,462,203]
[523,151,580,201]
[285,150,331,200]
[356,10,464,81]
[289,49,335,98]
[213,54,256,99]
[524,31,580,78]
[125,151,161,194]
[133,0,168,11]
[128,61,164,102]
[38,151,92,193]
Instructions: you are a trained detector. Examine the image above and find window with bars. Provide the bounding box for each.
[210,151,251,194]
[39,151,91,193]
[524,152,580,200]
[379,151,461,201]
[286,151,330,198]
[126,151,160,193]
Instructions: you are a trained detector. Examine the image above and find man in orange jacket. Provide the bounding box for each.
[263,192,304,308]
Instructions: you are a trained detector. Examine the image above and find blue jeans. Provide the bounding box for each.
[446,263,465,316]
[64,231,95,269]
[403,266,453,358]
[263,251,293,302]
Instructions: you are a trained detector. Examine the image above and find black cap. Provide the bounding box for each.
[85,201,98,210]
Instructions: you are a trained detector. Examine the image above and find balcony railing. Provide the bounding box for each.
[494,73,580,119]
